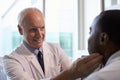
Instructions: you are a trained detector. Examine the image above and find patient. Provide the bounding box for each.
[51,10,120,80]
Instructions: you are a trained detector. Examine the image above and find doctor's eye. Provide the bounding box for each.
[29,28,37,32]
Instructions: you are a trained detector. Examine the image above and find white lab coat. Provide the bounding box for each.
[0,57,7,80]
[3,42,71,80]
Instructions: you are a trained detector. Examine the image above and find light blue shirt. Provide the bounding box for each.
[23,41,43,56]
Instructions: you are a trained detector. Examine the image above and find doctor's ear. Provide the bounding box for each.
[99,32,109,45]
[18,24,23,35]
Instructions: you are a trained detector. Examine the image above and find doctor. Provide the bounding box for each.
[3,7,102,80]
[3,8,72,80]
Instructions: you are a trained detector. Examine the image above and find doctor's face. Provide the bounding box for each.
[18,11,45,48]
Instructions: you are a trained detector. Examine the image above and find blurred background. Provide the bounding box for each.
[0,0,120,61]
[1,0,120,79]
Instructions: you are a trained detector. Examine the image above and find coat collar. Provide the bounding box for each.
[15,42,53,77]
[15,43,45,77]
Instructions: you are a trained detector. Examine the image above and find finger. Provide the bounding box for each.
[82,62,100,78]
[86,55,103,65]
[79,53,101,64]
[80,55,102,78]
[76,58,82,61]
[83,55,103,74]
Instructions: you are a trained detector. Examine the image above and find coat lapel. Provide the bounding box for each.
[28,55,44,77]
[42,42,55,76]
[18,43,44,77]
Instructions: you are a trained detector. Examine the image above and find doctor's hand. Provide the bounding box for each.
[68,53,103,80]
[51,53,102,80]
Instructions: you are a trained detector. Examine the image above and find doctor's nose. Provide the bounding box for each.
[36,28,44,37]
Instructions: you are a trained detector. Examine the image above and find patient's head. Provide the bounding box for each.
[88,10,120,65]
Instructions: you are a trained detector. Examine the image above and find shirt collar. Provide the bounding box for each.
[23,41,43,55]
[106,50,120,66]
[34,47,43,55]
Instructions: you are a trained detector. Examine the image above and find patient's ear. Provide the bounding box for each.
[99,32,109,45]
[18,24,23,35]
